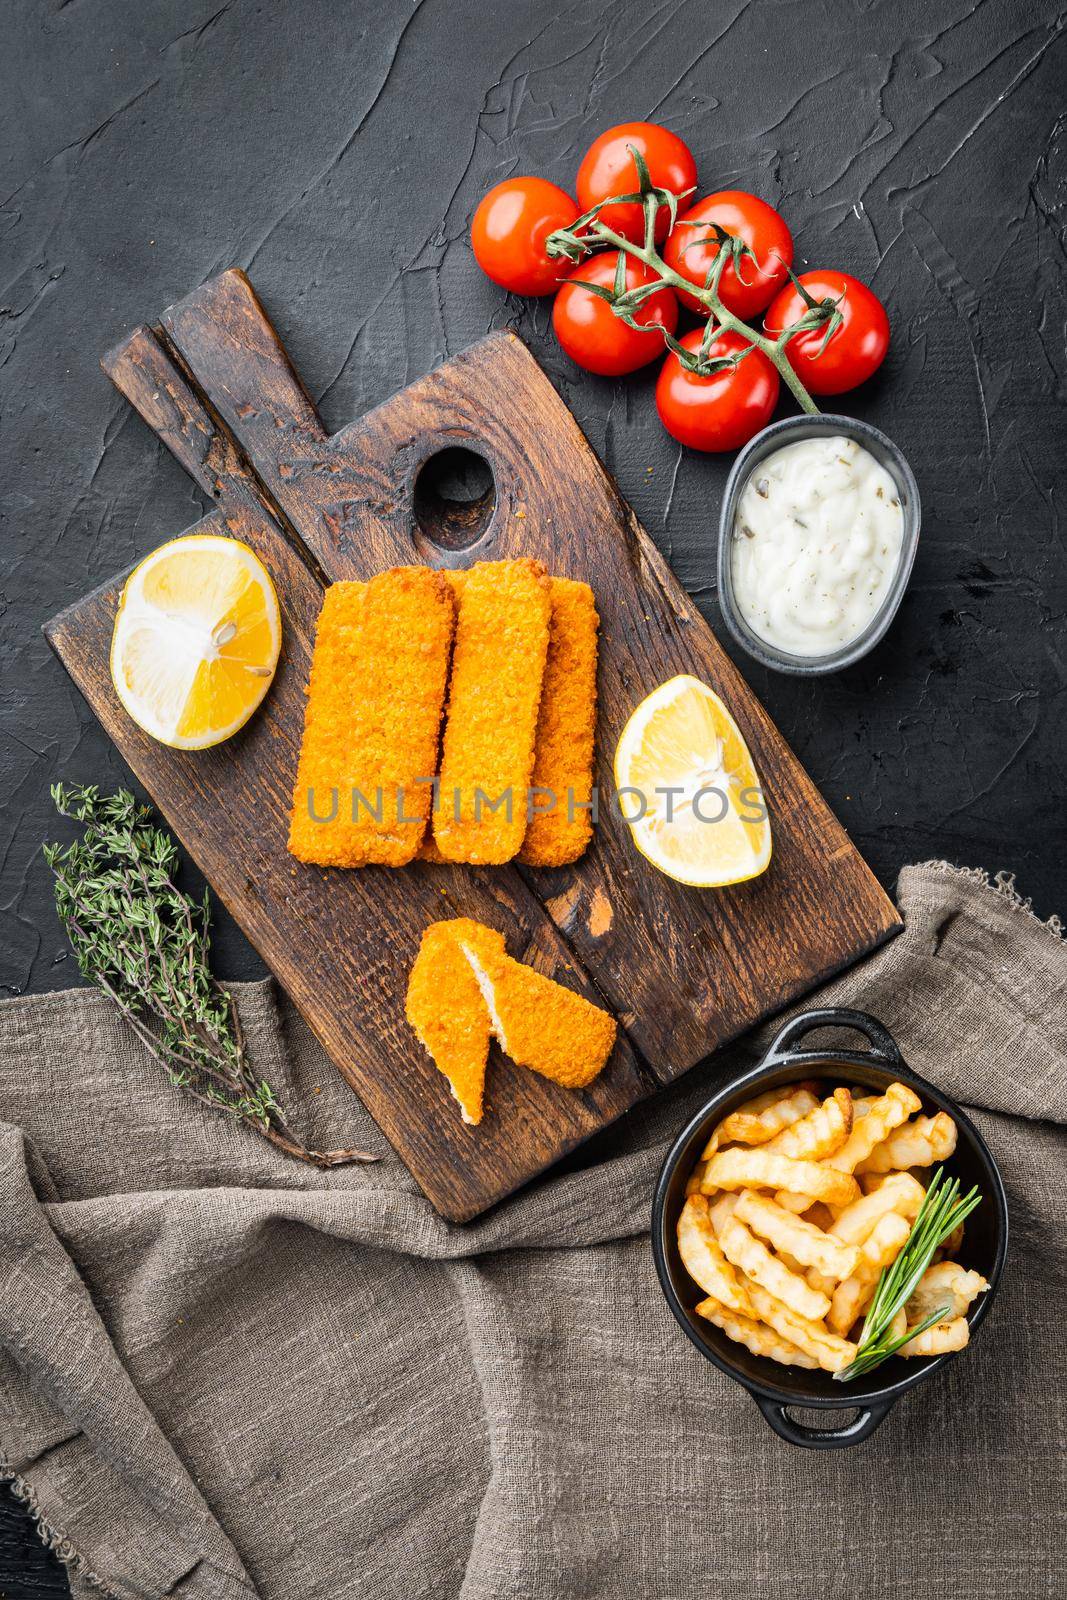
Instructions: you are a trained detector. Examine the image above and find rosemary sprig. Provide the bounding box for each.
[835,1167,982,1382]
[44,784,377,1169]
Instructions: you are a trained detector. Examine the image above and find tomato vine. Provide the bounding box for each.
[545,147,843,417]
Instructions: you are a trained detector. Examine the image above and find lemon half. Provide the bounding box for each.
[110,534,281,750]
[613,675,772,888]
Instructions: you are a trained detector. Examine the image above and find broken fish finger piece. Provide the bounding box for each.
[458,935,616,1089]
[288,567,455,866]
[518,578,600,869]
[434,559,552,864]
[405,919,505,1125]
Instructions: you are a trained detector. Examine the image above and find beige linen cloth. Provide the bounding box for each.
[0,861,1064,1600]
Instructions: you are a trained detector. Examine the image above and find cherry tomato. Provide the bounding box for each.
[764,270,890,394]
[553,253,679,377]
[655,329,779,452]
[471,177,579,296]
[576,122,697,244]
[663,191,793,319]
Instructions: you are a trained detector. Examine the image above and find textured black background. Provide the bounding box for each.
[2,0,1064,1591]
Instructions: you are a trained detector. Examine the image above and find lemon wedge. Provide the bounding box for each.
[613,675,771,887]
[110,534,281,750]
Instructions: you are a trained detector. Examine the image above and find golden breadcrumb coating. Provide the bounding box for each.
[409,571,467,864]
[405,919,505,1125]
[458,937,616,1089]
[288,567,454,866]
[414,834,448,863]
[518,578,599,868]
[405,916,617,1117]
[433,559,552,865]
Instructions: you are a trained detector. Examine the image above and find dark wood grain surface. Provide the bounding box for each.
[46,269,900,1221]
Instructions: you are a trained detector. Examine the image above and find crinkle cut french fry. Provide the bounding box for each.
[703,1085,820,1157]
[859,1172,892,1195]
[743,1282,857,1374]
[900,1317,970,1357]
[777,1249,807,1276]
[828,1211,912,1336]
[931,1220,965,1265]
[826,1082,922,1174]
[706,1192,739,1236]
[683,1078,983,1375]
[695,1298,819,1369]
[856,1112,958,1174]
[828,1172,926,1246]
[904,1262,989,1326]
[676,1195,754,1315]
[764,1087,852,1161]
[733,1191,859,1281]
[705,1147,859,1208]
[718,1215,832,1321]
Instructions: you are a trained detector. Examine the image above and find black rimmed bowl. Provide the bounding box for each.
[716,414,921,676]
[652,1008,1008,1449]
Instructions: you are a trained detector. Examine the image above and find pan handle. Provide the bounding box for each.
[753,1395,894,1449]
[765,1007,903,1066]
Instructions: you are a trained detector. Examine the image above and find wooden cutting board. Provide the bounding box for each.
[45,269,901,1221]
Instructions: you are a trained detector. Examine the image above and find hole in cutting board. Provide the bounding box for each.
[413,447,496,550]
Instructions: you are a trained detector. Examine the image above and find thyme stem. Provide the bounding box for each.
[45,784,378,1170]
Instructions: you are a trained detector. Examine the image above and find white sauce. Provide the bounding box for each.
[731,436,905,658]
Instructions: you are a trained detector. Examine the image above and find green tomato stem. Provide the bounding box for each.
[587,220,821,416]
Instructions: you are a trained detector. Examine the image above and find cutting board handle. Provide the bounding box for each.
[159,269,529,572]
[163,269,327,449]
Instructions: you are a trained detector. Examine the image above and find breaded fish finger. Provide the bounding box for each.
[433,559,552,864]
[414,834,449,863]
[405,919,505,1125]
[289,567,454,866]
[518,578,600,868]
[457,935,616,1088]
[412,571,467,865]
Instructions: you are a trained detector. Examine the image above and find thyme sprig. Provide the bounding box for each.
[546,144,841,412]
[835,1167,982,1383]
[45,784,377,1169]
